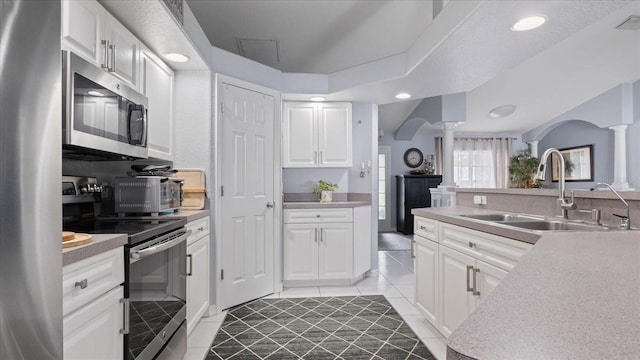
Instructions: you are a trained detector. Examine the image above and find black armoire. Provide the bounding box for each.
[396,175,442,235]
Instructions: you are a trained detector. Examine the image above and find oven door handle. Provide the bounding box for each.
[131,230,191,261]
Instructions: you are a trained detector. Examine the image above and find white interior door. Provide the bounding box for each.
[220,83,275,310]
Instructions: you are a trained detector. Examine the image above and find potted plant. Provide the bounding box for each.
[508,149,540,188]
[313,180,339,203]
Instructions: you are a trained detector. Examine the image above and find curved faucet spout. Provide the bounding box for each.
[536,148,576,218]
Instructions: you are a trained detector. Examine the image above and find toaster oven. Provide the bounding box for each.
[114,177,183,215]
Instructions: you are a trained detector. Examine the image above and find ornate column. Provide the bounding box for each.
[527,140,539,158]
[440,122,457,187]
[609,125,634,190]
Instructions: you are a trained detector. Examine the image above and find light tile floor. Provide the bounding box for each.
[185,250,447,360]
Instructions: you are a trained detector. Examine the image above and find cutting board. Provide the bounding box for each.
[174,169,206,210]
[62,233,93,248]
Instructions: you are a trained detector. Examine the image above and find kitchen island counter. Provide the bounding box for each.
[412,206,640,360]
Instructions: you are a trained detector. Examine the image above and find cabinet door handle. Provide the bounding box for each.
[420,225,426,230]
[120,298,130,334]
[320,151,323,164]
[319,228,323,243]
[315,151,318,164]
[74,279,88,289]
[187,254,193,276]
[315,228,318,243]
[472,268,480,296]
[198,226,204,232]
[109,44,116,72]
[101,40,109,69]
[468,241,476,248]
[466,265,474,292]
[410,239,415,259]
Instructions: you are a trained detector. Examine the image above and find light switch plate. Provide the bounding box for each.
[473,196,482,205]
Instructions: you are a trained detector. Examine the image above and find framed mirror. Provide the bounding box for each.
[551,144,593,182]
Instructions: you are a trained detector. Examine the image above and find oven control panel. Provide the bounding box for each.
[62,176,101,203]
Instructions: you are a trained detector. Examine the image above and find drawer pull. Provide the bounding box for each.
[420,225,426,230]
[198,226,204,232]
[466,265,474,292]
[316,214,321,218]
[74,279,88,289]
[468,241,476,248]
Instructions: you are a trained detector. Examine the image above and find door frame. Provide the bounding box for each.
[213,74,283,310]
[377,146,391,232]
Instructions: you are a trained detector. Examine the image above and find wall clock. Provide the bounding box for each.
[403,148,424,168]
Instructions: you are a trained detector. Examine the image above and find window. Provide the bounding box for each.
[378,153,386,220]
[454,149,495,188]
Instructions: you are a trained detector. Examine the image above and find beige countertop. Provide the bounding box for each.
[283,201,371,209]
[63,234,128,266]
[412,206,640,360]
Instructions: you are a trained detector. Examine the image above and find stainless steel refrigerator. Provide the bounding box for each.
[1,1,62,358]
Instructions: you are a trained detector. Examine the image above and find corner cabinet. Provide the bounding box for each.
[283,102,352,168]
[413,217,532,338]
[186,216,210,336]
[62,0,140,90]
[141,46,174,160]
[397,175,442,235]
[284,206,371,286]
[63,247,125,360]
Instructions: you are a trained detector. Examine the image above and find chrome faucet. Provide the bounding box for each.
[534,148,577,218]
[596,183,631,230]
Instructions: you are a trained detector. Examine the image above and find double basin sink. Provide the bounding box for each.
[460,213,612,232]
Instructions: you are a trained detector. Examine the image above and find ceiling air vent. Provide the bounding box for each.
[615,15,640,30]
[236,38,280,68]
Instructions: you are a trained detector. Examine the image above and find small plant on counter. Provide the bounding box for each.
[313,180,339,203]
[509,149,540,188]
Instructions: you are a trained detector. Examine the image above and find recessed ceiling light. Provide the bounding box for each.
[395,92,411,99]
[511,15,547,32]
[164,53,189,63]
[310,96,326,102]
[87,90,105,97]
[488,105,516,118]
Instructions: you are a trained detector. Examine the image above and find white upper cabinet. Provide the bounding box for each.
[283,102,352,168]
[62,0,140,90]
[141,46,174,160]
[61,0,103,65]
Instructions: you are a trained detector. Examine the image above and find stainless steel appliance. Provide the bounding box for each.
[1,1,63,358]
[63,181,189,360]
[114,177,184,215]
[62,176,102,204]
[62,50,148,159]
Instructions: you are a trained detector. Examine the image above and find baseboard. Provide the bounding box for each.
[204,304,218,317]
[366,269,379,277]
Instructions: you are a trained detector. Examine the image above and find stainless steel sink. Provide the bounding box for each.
[460,213,612,231]
[460,213,542,222]
[504,221,611,231]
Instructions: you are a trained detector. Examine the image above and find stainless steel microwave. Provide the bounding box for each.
[62,51,148,158]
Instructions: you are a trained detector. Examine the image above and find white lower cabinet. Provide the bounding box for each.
[283,207,370,286]
[414,234,439,326]
[64,286,124,360]
[63,247,125,360]
[186,216,210,336]
[413,217,531,338]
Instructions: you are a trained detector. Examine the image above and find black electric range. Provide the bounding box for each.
[64,218,187,245]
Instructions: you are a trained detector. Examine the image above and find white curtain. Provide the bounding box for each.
[452,137,512,188]
[492,138,512,188]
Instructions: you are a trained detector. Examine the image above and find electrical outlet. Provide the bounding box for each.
[473,196,482,205]
[481,196,487,205]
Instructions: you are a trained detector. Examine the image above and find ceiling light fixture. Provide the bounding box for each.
[511,15,547,32]
[395,92,411,99]
[310,96,326,102]
[488,105,516,118]
[164,53,189,63]
[87,90,105,97]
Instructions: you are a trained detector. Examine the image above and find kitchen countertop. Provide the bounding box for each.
[158,208,210,222]
[62,234,128,266]
[412,206,640,360]
[283,201,371,209]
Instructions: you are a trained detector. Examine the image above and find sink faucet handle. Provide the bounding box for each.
[579,209,601,225]
[613,213,630,230]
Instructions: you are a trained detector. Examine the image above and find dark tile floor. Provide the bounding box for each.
[206,295,436,360]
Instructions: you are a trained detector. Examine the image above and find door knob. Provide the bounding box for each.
[266,202,275,208]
